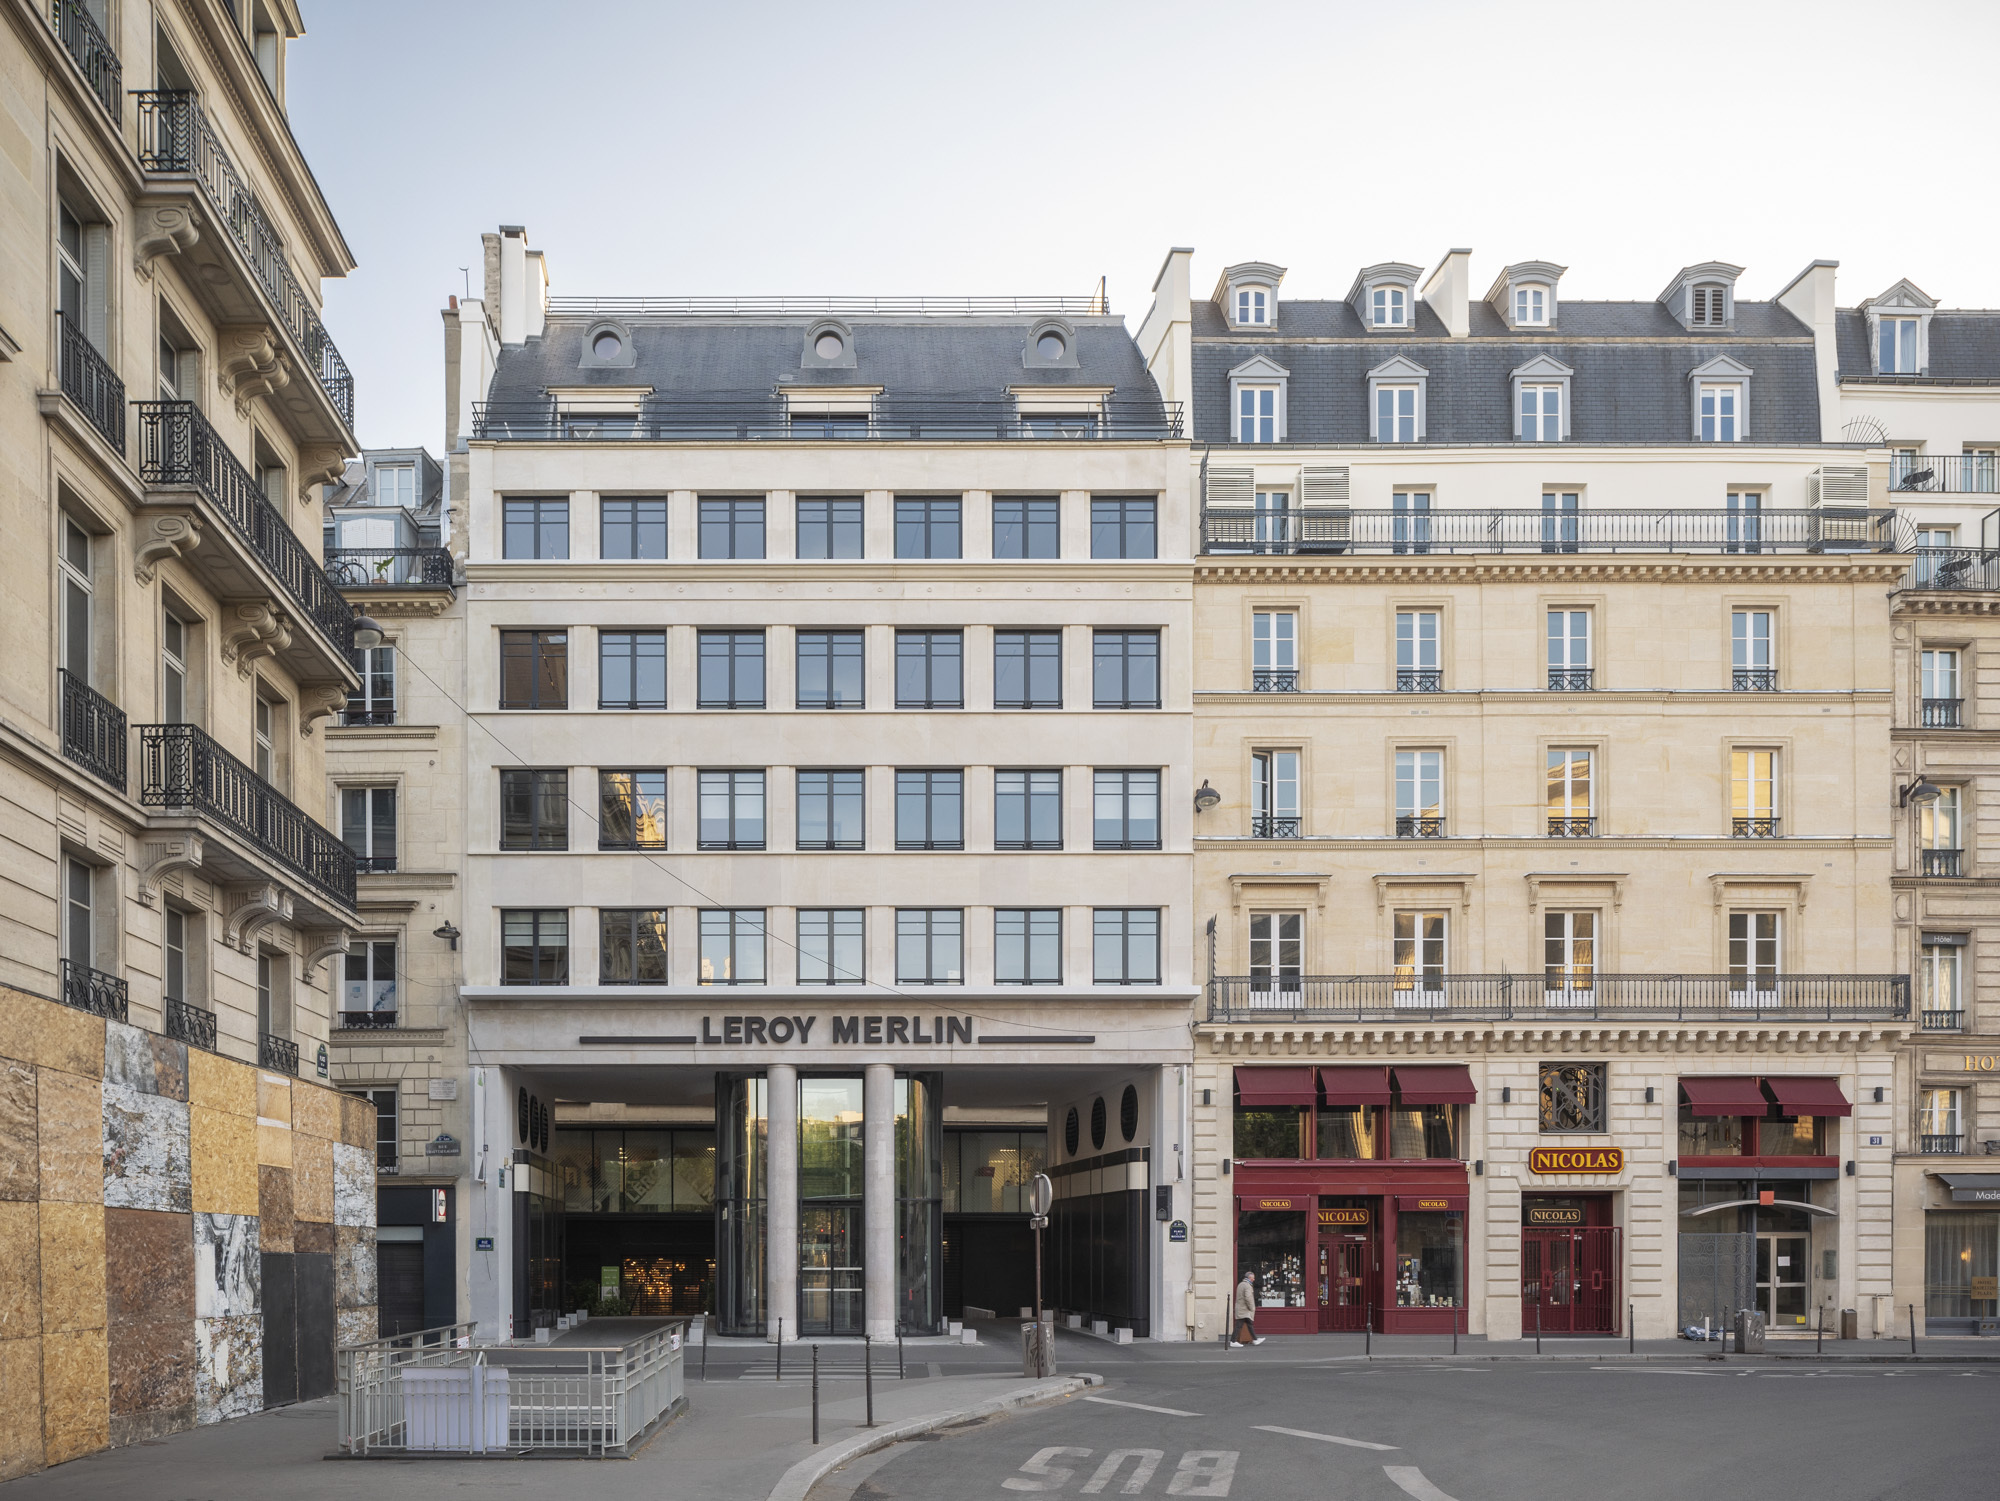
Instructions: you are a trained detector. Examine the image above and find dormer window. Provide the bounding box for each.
[1689,355,1752,442]
[1691,285,1728,326]
[1239,387,1278,443]
[1659,263,1744,333]
[1879,317,1919,374]
[1372,286,1408,328]
[1698,384,1739,441]
[1368,356,1429,443]
[1217,263,1286,331]
[801,318,857,370]
[814,331,845,361]
[1514,286,1548,326]
[1237,288,1267,326]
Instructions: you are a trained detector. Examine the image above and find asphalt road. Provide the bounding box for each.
[813,1358,1997,1501]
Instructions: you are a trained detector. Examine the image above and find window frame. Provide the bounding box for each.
[598,629,667,710]
[1252,610,1298,690]
[994,629,1062,710]
[992,497,1059,559]
[1092,768,1161,851]
[1514,285,1549,326]
[1092,629,1161,710]
[501,908,569,986]
[600,908,669,985]
[697,629,766,710]
[798,908,865,985]
[996,908,1063,985]
[340,784,398,871]
[599,497,668,560]
[697,497,766,560]
[895,629,964,710]
[796,629,865,709]
[1249,911,1304,995]
[598,769,667,850]
[1731,609,1777,690]
[1395,748,1444,838]
[499,629,568,710]
[895,768,965,851]
[1090,498,1157,560]
[345,642,396,726]
[894,497,962,560]
[797,767,866,851]
[1518,383,1563,442]
[895,908,964,985]
[995,767,1063,850]
[1235,286,1268,326]
[1878,315,1920,374]
[1394,608,1442,690]
[699,909,766,986]
[1236,383,1280,444]
[1730,748,1779,838]
[697,769,766,851]
[796,497,864,559]
[1251,749,1300,838]
[1093,907,1161,985]
[1392,909,1448,997]
[341,937,399,1023]
[501,498,569,560]
[1542,911,1598,997]
[1371,284,1408,328]
[499,768,568,852]
[1375,383,1419,443]
[1727,910,1781,994]
[1697,382,1742,442]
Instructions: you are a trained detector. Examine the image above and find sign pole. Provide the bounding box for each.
[1029,1172,1054,1378]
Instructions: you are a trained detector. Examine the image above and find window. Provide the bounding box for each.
[1393,911,1447,998]
[1249,912,1302,998]
[62,857,92,973]
[253,695,275,781]
[700,910,765,985]
[1395,750,1444,838]
[1537,1061,1605,1133]
[797,498,863,559]
[1879,316,1919,374]
[499,630,567,709]
[1514,286,1547,325]
[1691,285,1727,326]
[159,607,189,724]
[1919,1088,1964,1152]
[502,910,568,985]
[1238,386,1278,444]
[342,939,397,1023]
[1538,491,1580,553]
[500,769,567,851]
[996,909,1062,984]
[1236,287,1267,325]
[1732,610,1776,690]
[1091,498,1157,560]
[1922,649,1961,727]
[599,631,666,709]
[601,909,669,985]
[1396,610,1440,692]
[1252,750,1300,838]
[1731,750,1778,837]
[895,498,961,559]
[794,629,864,709]
[1921,787,1963,877]
[1093,629,1160,709]
[1725,491,1764,553]
[1547,609,1590,689]
[58,519,91,685]
[1094,908,1160,985]
[345,644,395,726]
[56,198,101,348]
[599,770,666,849]
[1371,285,1407,327]
[341,786,397,871]
[1389,1107,1459,1162]
[797,769,865,850]
[1248,489,1293,552]
[798,909,864,984]
[993,498,1059,559]
[1698,384,1740,442]
[887,630,960,710]
[698,498,765,559]
[1921,940,1964,1027]
[1253,611,1297,691]
[896,769,963,850]
[1547,749,1594,835]
[1543,914,1597,1000]
[1519,384,1562,442]
[372,463,415,509]
[163,908,187,1005]
[601,498,667,560]
[995,630,1061,709]
[502,499,568,559]
[1094,769,1160,850]
[1376,385,1418,442]
[897,909,963,984]
[995,769,1062,849]
[697,630,765,709]
[344,1088,396,1172]
[698,770,765,850]
[1728,912,1780,995]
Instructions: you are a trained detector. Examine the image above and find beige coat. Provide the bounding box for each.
[1233,1277,1256,1320]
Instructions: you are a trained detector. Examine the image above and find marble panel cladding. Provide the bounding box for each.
[36,1070,102,1205]
[103,1208,195,1325]
[258,1165,294,1254]
[193,1213,260,1319]
[334,1224,376,1308]
[103,1023,188,1104]
[0,1060,35,1201]
[193,1314,261,1424]
[102,1084,191,1213]
[332,1142,374,1228]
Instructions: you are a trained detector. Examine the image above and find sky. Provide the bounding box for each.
[288,0,2000,456]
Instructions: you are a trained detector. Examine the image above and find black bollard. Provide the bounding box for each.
[1535,1297,1542,1356]
[1817,1305,1823,1356]
[865,1335,875,1427]
[702,1319,709,1382]
[1629,1303,1635,1355]
[1910,1303,1918,1354]
[776,1317,783,1382]
[812,1344,820,1444]
[898,1332,905,1379]
[1365,1304,1371,1357]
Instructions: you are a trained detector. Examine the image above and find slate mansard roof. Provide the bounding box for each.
[1834,309,2000,384]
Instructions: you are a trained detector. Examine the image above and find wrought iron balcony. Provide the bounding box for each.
[1396,815,1446,839]
[1733,668,1779,692]
[1547,816,1597,837]
[1921,849,1964,877]
[1200,506,1908,556]
[1920,1010,1965,1032]
[1251,815,1302,839]
[1919,1133,1966,1156]
[472,395,1181,442]
[59,669,125,792]
[337,1011,400,1030]
[1732,816,1781,838]
[133,92,353,430]
[1547,668,1594,692]
[1205,972,1910,1023]
[50,1,120,121]
[165,997,217,1052]
[259,1032,300,1074]
[1891,455,2000,494]
[1252,670,1299,693]
[1397,669,1442,693]
[60,957,127,1021]
[325,548,454,589]
[1922,698,1964,728]
[57,312,124,453]
[354,854,397,874]
[339,707,396,728]
[1902,549,2000,593]
[138,722,356,909]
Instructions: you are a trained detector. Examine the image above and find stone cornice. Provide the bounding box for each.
[1196,556,1911,585]
[1197,1023,1904,1055]
[1892,593,2000,615]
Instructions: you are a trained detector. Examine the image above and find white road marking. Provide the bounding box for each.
[1083,1395,1203,1417]
[1079,1449,1162,1495]
[1252,1424,1398,1451]
[1384,1465,1460,1501]
[1588,1366,1723,1375]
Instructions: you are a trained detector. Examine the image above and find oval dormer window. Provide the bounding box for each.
[592,329,623,360]
[814,330,845,361]
[1036,330,1067,362]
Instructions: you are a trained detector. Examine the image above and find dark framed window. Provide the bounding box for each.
[698,498,765,559]
[797,630,864,708]
[499,630,567,709]
[698,630,765,708]
[896,769,963,850]
[698,770,765,849]
[1091,498,1157,559]
[502,498,568,559]
[599,770,666,849]
[995,630,1062,709]
[502,909,568,985]
[895,497,961,559]
[1094,769,1160,849]
[996,909,1061,984]
[1094,908,1160,984]
[1389,1105,1459,1160]
[600,498,667,559]
[797,769,865,849]
[896,630,962,709]
[798,909,864,984]
[599,630,666,709]
[1538,1062,1607,1133]
[1093,629,1160,709]
[797,498,863,559]
[500,769,568,851]
[995,769,1062,849]
[341,940,397,1025]
[345,644,396,725]
[699,909,765,984]
[348,1087,398,1169]
[600,909,669,984]
[896,909,963,984]
[993,498,1059,559]
[340,786,397,872]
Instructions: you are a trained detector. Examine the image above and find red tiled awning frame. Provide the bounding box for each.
[1762,1075,1853,1118]
[1234,1066,1316,1106]
[1318,1066,1393,1107]
[1678,1075,1768,1115]
[1391,1064,1478,1105]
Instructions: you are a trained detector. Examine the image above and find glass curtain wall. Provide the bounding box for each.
[897,1073,945,1334]
[717,1073,768,1335]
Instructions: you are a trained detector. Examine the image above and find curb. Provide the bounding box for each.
[764,1372,1103,1501]
[1342,1351,2000,1366]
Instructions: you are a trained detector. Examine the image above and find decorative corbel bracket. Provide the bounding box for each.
[217,325,291,417]
[224,882,293,953]
[297,443,349,505]
[134,204,199,280]
[301,928,352,983]
[134,513,203,585]
[222,601,292,676]
[136,833,204,908]
[298,681,348,738]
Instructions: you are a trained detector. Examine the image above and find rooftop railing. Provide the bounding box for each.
[325,548,455,589]
[1205,973,1909,1023]
[472,396,1181,442]
[1201,507,1909,555]
[1890,455,2000,494]
[1901,549,2000,592]
[545,293,1109,316]
[50,1,120,122]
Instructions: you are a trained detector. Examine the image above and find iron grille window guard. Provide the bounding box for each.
[1203,972,1908,1022]
[1201,506,1908,556]
[57,311,125,452]
[354,855,398,874]
[339,708,396,727]
[1733,668,1779,691]
[1920,1010,1965,1032]
[1397,815,1446,838]
[1251,816,1302,839]
[1921,849,1963,877]
[1732,817,1781,838]
[1921,698,1964,728]
[138,722,357,908]
[1546,816,1597,837]
[1919,1134,1966,1155]
[324,548,454,588]
[337,1012,400,1030]
[59,669,125,791]
[259,1032,299,1074]
[60,958,127,1021]
[1252,670,1299,693]
[133,92,353,428]
[50,1,120,121]
[136,402,354,657]
[165,997,216,1051]
[1397,669,1443,693]
[472,396,1181,442]
[1547,668,1594,692]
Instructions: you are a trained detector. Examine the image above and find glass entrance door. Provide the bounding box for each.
[799,1204,864,1335]
[1756,1234,1809,1327]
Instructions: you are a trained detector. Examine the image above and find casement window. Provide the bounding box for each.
[896,909,963,984]
[1092,629,1160,709]
[995,769,1062,850]
[1514,286,1548,326]
[995,630,1061,709]
[599,630,666,709]
[1920,1088,1965,1151]
[797,629,864,709]
[163,908,188,1005]
[797,497,863,559]
[895,497,961,559]
[1731,750,1778,838]
[1238,385,1279,444]
[797,768,865,850]
[1253,490,1293,551]
[58,519,92,686]
[1094,908,1160,985]
[341,786,397,871]
[253,695,276,781]
[1249,912,1302,996]
[1698,383,1741,442]
[1547,749,1594,835]
[499,769,567,851]
[1371,285,1407,327]
[697,629,765,709]
[56,196,107,353]
[1690,285,1728,327]
[348,1089,397,1171]
[895,769,964,850]
[502,909,568,985]
[896,630,963,709]
[1251,750,1300,838]
[1728,912,1780,995]
[373,463,416,509]
[1091,498,1157,559]
[1725,490,1764,552]
[1547,609,1590,689]
[697,770,765,850]
[699,910,766,985]
[1920,941,1964,1026]
[499,630,567,709]
[1093,769,1161,850]
[1538,1062,1606,1132]
[1967,450,1998,493]
[502,499,568,559]
[600,909,669,985]
[342,939,398,1022]
[1395,750,1444,838]
[1519,384,1562,442]
[1732,611,1776,690]
[1543,914,1597,1001]
[1392,911,1447,997]
[996,909,1062,984]
[1878,317,1919,374]
[1921,650,1961,727]
[1252,611,1298,690]
[993,498,1059,559]
[162,608,189,724]
[63,857,93,973]
[698,498,765,559]
[600,498,667,560]
[798,909,865,984]
[345,644,395,725]
[1376,385,1418,442]
[1391,491,1432,553]
[1236,287,1268,326]
[1920,787,1963,876]
[1395,609,1441,691]
[599,770,666,849]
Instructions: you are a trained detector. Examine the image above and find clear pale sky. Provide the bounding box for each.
[288,0,2000,455]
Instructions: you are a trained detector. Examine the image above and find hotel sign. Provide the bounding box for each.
[1318,1207,1370,1227]
[1927,1053,2000,1073]
[1529,1147,1624,1175]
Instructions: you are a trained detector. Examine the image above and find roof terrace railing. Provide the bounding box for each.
[544,293,1110,317]
[1206,973,1909,1023]
[473,396,1182,442]
[1201,506,1910,556]
[1900,548,2000,592]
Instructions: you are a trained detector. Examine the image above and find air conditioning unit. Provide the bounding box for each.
[1807,465,1875,551]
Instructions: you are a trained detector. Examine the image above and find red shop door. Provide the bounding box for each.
[1522,1228,1621,1335]
[1317,1236,1369,1331]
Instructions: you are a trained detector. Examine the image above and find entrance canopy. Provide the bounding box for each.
[1679,1076,1766,1115]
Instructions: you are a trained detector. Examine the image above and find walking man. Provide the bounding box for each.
[1230,1268,1265,1346]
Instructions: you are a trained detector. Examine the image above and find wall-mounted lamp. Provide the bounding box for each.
[1874,1086,1884,1103]
[1501,1086,1511,1104]
[351,610,386,651]
[1222,1157,1232,1175]
[1844,1160,1856,1176]
[1201,1088,1212,1106]
[1193,780,1221,814]
[1645,1086,1655,1104]
[1474,1160,1484,1176]
[433,921,461,951]
[1667,1161,1678,1177]
[1900,778,1944,808]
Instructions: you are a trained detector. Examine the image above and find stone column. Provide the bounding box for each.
[766,1064,798,1342]
[864,1062,897,1340]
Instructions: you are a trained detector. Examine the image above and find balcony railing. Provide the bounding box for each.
[1921,849,1963,877]
[337,1011,399,1030]
[259,1032,299,1074]
[1902,549,2000,593]
[354,854,397,874]
[1920,1010,1965,1032]
[1919,1133,1966,1155]
[1396,816,1446,839]
[50,1,120,121]
[1251,816,1302,839]
[59,669,125,791]
[57,311,124,452]
[1922,698,1964,728]
[1733,816,1781,838]
[325,548,454,589]
[1547,668,1594,692]
[1547,816,1598,837]
[1397,669,1442,693]
[1205,972,1910,1023]
[339,707,395,727]
[165,997,217,1052]
[1733,668,1779,692]
[137,402,353,657]
[1200,506,1909,556]
[133,91,353,429]
[472,396,1182,442]
[60,957,127,1021]
[1891,455,2000,494]
[1252,670,1299,693]
[138,722,356,909]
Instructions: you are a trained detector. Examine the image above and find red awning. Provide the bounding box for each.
[1234,1066,1316,1106]
[1319,1066,1393,1107]
[1679,1076,1767,1115]
[1392,1065,1478,1105]
[1763,1076,1853,1118]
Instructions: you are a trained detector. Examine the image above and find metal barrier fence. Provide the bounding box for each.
[1206,972,1909,1022]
